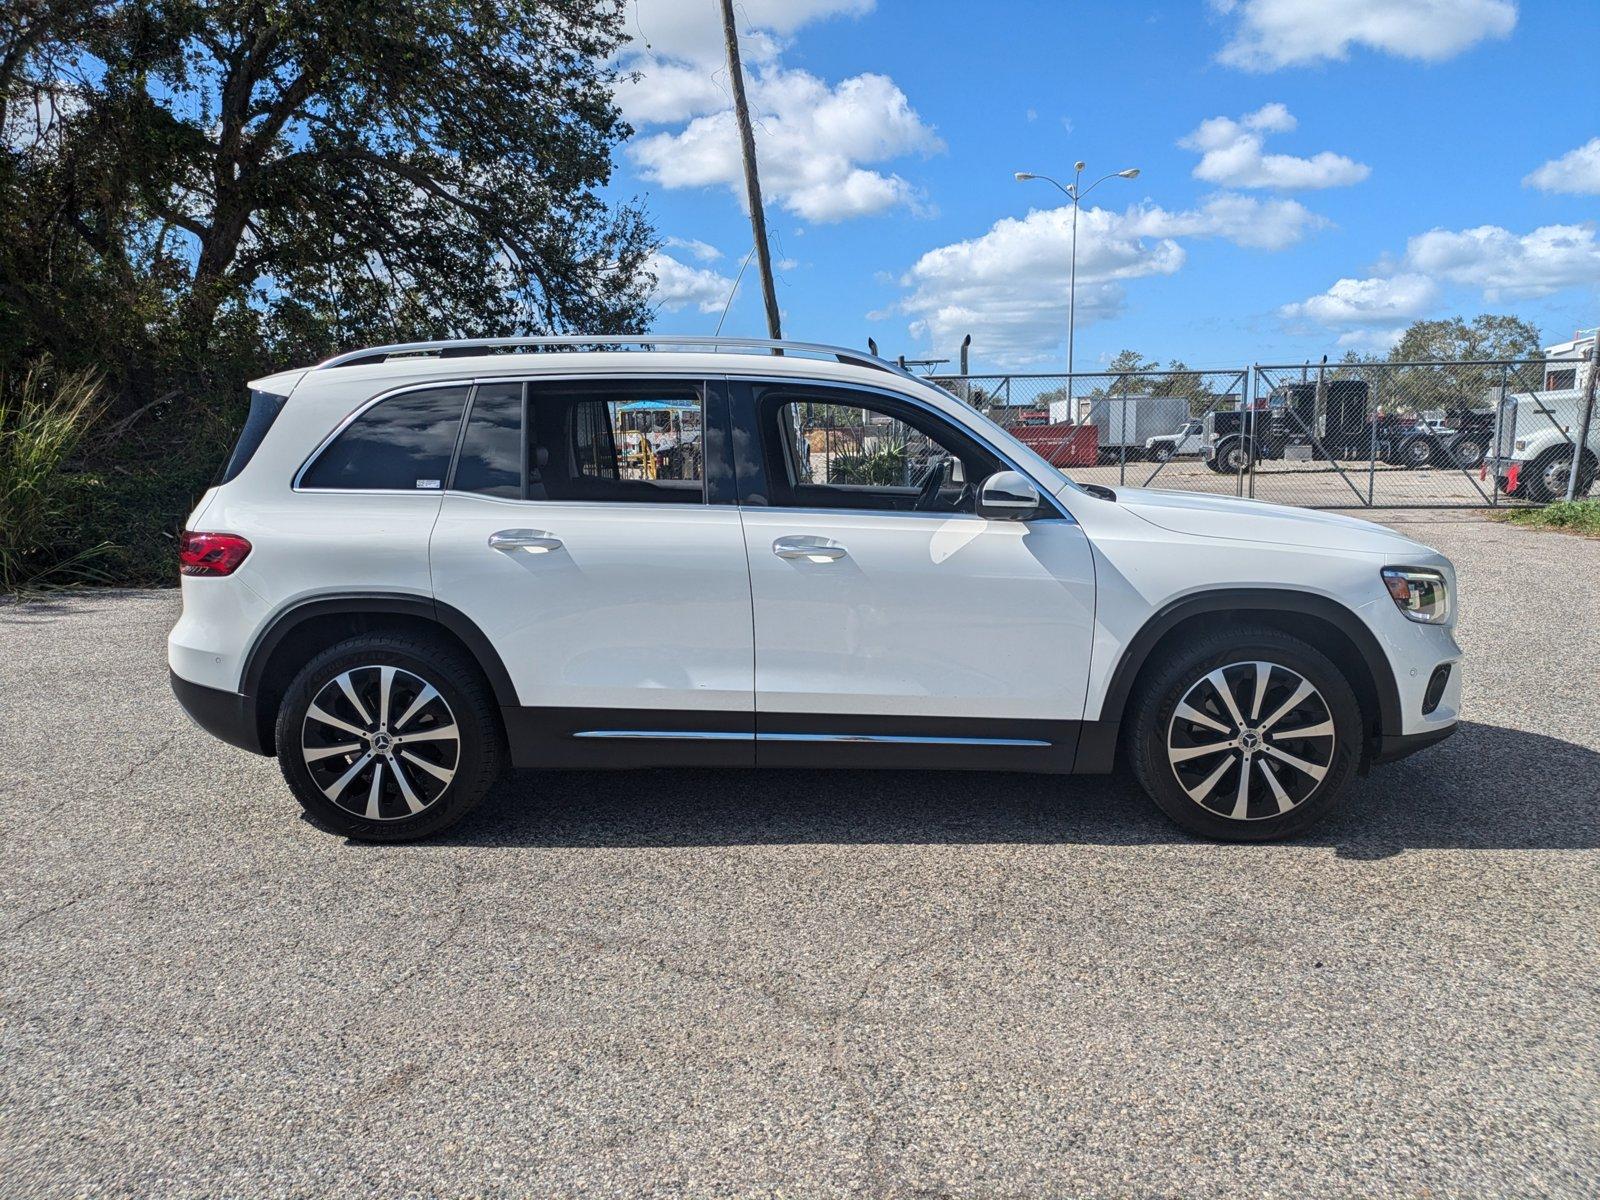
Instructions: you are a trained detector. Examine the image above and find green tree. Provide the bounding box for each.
[2,0,654,398]
[1392,314,1544,363]
[1385,315,1546,413]
[1,0,655,584]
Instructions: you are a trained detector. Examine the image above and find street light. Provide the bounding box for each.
[1015,162,1141,380]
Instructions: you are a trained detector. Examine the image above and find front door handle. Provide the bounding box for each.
[773,536,847,562]
[488,528,563,554]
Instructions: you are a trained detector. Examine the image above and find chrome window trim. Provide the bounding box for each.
[292,371,716,501]
[289,368,1069,520]
[436,492,733,515]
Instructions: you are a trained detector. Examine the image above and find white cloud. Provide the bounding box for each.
[1212,0,1517,71]
[629,69,941,222]
[663,235,722,262]
[616,0,936,224]
[620,0,873,66]
[1135,191,1329,251]
[1524,138,1600,196]
[647,250,735,314]
[615,58,730,126]
[1180,104,1370,190]
[1335,327,1406,354]
[1404,223,1600,300]
[898,195,1326,364]
[1281,274,1439,325]
[1281,221,1600,343]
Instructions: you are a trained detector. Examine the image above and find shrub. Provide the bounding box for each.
[0,360,108,592]
[1501,500,1600,537]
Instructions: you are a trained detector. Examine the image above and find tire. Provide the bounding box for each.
[1151,444,1174,463]
[1214,438,1251,473]
[275,633,506,842]
[1398,436,1434,469]
[1126,626,1363,842]
[1449,434,1486,471]
[1522,447,1597,504]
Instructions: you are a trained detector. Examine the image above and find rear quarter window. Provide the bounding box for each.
[217,389,288,485]
[299,386,470,491]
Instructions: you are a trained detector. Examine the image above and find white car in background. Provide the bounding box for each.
[169,337,1463,843]
[1145,420,1204,462]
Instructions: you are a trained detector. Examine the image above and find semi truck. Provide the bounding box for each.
[1487,385,1597,502]
[1200,380,1485,473]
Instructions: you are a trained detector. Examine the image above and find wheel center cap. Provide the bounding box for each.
[372,732,392,752]
[1240,730,1261,751]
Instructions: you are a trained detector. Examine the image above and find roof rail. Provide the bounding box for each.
[311,335,903,375]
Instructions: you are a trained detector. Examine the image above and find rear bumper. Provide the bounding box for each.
[170,670,269,756]
[1372,722,1457,765]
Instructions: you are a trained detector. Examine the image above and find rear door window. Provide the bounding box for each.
[527,382,706,504]
[299,386,470,491]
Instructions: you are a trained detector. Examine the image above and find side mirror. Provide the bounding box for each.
[976,470,1040,520]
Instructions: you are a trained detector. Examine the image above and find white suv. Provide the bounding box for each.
[169,337,1462,842]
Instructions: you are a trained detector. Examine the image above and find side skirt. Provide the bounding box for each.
[501,708,1086,773]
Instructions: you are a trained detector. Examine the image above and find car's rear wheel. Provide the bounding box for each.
[275,634,505,841]
[1127,627,1362,841]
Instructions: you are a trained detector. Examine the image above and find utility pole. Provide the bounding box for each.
[718,0,782,342]
[1564,326,1598,502]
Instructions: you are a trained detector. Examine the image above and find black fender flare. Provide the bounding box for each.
[1075,588,1402,773]
[240,592,519,707]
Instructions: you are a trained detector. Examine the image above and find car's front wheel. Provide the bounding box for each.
[275,634,506,841]
[1127,627,1362,841]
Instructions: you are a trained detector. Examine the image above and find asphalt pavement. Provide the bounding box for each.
[2,514,1596,1198]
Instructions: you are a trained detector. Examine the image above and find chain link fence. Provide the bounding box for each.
[928,358,1596,509]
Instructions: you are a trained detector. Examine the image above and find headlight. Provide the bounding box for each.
[1382,567,1451,624]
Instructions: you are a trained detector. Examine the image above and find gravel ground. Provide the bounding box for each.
[2,515,1596,1199]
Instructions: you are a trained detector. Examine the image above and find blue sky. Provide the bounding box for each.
[609,0,1598,371]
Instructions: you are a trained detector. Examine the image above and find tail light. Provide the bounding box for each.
[179,531,252,577]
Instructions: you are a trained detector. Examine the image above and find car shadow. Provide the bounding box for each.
[427,721,1597,856]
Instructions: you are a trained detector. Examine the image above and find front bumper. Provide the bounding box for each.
[170,670,269,756]
[1486,455,1523,494]
[1373,723,1457,765]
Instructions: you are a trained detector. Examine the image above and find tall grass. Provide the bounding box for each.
[1500,499,1600,537]
[0,359,107,592]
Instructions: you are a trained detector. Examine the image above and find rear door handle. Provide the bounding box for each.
[488,528,563,554]
[772,536,847,562]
